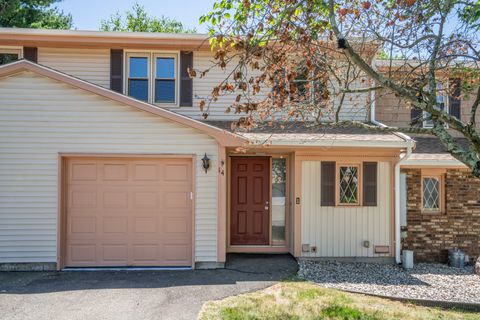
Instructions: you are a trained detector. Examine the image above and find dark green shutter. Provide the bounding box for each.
[363,162,377,206]
[180,51,193,106]
[321,162,336,206]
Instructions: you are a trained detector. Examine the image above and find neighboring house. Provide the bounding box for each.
[0,28,476,270]
[376,85,480,262]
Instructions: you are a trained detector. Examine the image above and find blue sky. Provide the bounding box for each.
[57,0,217,32]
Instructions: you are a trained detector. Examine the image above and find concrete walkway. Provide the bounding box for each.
[0,254,297,320]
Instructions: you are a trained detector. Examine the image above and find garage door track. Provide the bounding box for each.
[0,254,297,320]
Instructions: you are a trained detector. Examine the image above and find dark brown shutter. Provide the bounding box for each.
[110,49,123,93]
[180,51,193,106]
[23,47,38,63]
[321,161,336,206]
[449,78,461,120]
[363,162,377,206]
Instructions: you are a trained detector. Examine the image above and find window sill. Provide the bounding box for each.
[421,209,444,215]
[154,103,179,108]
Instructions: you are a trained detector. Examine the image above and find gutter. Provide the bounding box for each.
[370,91,414,264]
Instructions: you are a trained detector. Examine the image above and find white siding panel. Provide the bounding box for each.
[301,161,391,257]
[0,71,219,263]
[177,51,268,120]
[38,47,110,88]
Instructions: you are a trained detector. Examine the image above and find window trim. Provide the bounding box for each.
[153,53,178,105]
[124,50,180,107]
[420,168,445,214]
[336,163,362,206]
[126,52,150,102]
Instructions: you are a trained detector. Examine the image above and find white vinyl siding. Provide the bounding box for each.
[0,71,219,263]
[301,161,391,257]
[36,47,369,121]
[38,47,110,88]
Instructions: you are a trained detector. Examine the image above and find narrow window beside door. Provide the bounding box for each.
[271,158,286,242]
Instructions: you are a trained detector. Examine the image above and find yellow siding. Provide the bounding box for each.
[301,161,391,257]
[0,71,219,263]
[38,47,110,88]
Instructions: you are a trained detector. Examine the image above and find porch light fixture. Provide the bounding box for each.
[202,153,210,173]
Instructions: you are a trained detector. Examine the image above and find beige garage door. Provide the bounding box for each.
[64,157,193,267]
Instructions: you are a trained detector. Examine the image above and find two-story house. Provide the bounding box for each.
[0,28,477,270]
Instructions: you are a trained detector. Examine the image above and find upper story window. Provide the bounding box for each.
[289,65,324,104]
[126,52,178,105]
[0,48,22,65]
[423,82,448,128]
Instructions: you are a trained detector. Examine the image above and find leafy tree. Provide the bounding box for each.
[100,3,196,33]
[0,0,72,29]
[197,0,480,176]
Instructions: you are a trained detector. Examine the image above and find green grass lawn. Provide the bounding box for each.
[199,281,480,320]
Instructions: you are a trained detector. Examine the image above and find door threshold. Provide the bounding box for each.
[62,266,193,271]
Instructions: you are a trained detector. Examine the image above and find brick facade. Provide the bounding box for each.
[402,168,480,263]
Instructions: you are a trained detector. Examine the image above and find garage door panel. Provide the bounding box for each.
[163,244,190,262]
[102,217,128,234]
[102,190,129,209]
[69,189,98,209]
[102,163,129,181]
[133,164,159,181]
[132,244,159,262]
[65,157,193,267]
[164,164,190,181]
[102,245,128,262]
[133,191,158,209]
[69,245,96,263]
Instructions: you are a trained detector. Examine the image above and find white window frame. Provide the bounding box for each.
[124,50,179,107]
[153,53,178,106]
[126,52,150,102]
[0,46,23,64]
[289,72,322,104]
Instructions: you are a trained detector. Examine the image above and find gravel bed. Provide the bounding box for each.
[298,260,480,303]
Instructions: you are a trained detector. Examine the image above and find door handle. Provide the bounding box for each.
[265,201,269,210]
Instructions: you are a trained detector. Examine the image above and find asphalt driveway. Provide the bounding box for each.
[0,254,297,320]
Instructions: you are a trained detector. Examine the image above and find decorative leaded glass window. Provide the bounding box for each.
[423,177,440,210]
[339,166,359,204]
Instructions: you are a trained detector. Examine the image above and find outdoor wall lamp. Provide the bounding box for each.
[202,153,210,173]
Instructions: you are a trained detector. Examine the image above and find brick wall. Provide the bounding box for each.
[402,168,480,263]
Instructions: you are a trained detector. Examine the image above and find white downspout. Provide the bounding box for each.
[370,90,414,264]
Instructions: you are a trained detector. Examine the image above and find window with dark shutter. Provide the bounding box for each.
[110,49,123,93]
[363,162,377,206]
[23,47,37,63]
[321,161,335,206]
[180,51,193,107]
[449,78,461,120]
[410,107,422,127]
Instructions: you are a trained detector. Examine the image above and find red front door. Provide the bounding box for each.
[230,157,270,245]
